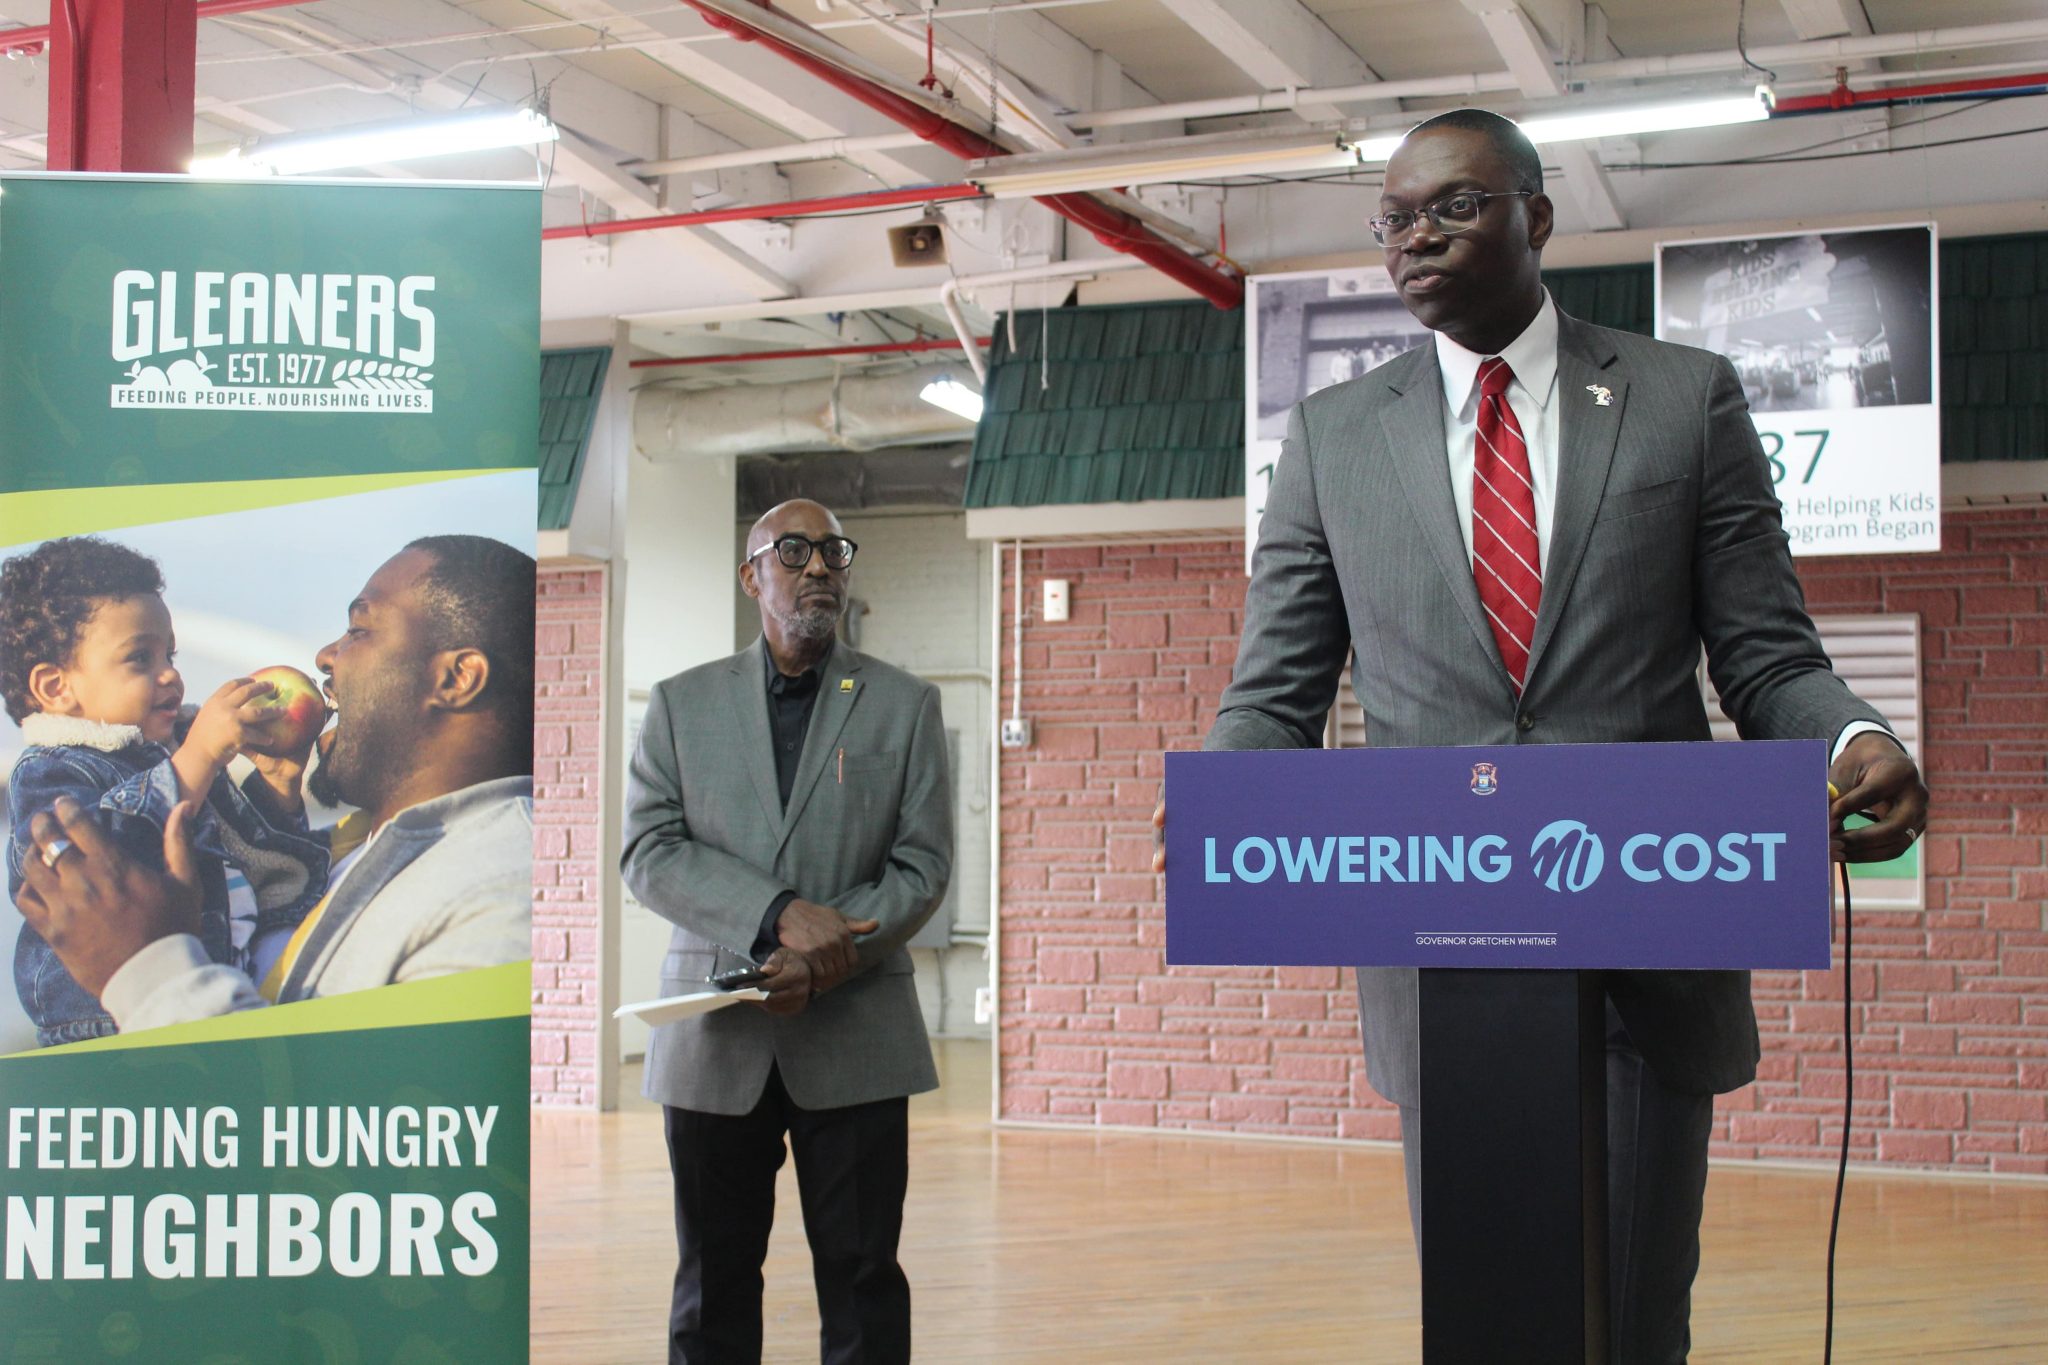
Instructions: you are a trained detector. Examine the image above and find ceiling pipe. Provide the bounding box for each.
[1068,17,2048,132]
[939,279,985,385]
[1772,69,2048,116]
[1,0,310,56]
[542,182,983,241]
[677,0,1242,310]
[630,335,987,370]
[629,132,928,178]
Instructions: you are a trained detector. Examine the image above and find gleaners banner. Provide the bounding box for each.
[0,174,538,1362]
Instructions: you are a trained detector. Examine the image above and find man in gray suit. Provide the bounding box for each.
[623,498,952,1365]
[1167,110,1927,1359]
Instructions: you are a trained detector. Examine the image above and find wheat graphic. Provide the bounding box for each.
[329,359,434,391]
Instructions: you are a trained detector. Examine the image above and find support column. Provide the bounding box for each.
[47,0,197,172]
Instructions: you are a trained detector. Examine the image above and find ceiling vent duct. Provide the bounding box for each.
[634,366,978,462]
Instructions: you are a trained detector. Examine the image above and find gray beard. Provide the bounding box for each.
[773,603,840,643]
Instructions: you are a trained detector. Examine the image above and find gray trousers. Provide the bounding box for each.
[1396,998,1715,1364]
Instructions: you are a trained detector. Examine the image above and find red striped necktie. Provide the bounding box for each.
[1471,357,1542,690]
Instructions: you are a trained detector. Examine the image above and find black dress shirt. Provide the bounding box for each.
[754,642,824,957]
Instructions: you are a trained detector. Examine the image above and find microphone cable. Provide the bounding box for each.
[1824,856,1854,1365]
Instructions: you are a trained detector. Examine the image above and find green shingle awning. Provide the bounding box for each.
[960,230,2045,512]
[1939,233,2048,462]
[539,347,610,530]
[963,300,1245,508]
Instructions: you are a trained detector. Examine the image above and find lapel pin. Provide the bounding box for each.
[839,678,855,692]
[1586,384,1613,407]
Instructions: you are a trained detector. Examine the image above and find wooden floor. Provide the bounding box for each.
[533,1041,2048,1363]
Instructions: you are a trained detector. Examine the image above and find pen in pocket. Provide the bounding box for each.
[838,747,844,783]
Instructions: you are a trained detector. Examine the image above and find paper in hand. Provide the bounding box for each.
[614,988,768,1027]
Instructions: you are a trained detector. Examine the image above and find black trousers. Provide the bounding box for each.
[664,1066,912,1365]
[1396,998,1715,1364]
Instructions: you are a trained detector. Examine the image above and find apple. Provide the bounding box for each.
[243,664,331,759]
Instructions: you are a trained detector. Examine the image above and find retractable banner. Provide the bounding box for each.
[0,174,537,1362]
[1656,224,1941,555]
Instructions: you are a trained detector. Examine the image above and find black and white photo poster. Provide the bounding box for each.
[1657,224,1940,554]
[1245,268,1433,567]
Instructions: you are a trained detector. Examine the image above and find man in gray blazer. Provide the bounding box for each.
[1179,110,1927,1359]
[623,498,952,1365]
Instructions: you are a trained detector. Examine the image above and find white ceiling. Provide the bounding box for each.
[0,0,2043,384]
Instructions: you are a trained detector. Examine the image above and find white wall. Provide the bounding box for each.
[735,508,995,1038]
[614,430,741,1062]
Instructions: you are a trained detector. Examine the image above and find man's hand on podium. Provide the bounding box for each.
[1828,733,1929,864]
[1151,793,1166,875]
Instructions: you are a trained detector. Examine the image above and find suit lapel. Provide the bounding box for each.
[727,643,783,831]
[1526,316,1628,687]
[777,641,864,854]
[1379,348,1509,687]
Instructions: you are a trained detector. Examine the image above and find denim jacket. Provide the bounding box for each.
[8,715,330,1046]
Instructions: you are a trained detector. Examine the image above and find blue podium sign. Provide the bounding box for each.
[1165,741,1831,970]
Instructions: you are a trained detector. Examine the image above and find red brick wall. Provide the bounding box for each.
[995,508,2047,1171]
[531,564,607,1109]
[1726,507,2048,1173]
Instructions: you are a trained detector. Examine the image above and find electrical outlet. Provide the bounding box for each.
[1000,717,1033,749]
[973,986,993,1025]
[1043,578,1070,623]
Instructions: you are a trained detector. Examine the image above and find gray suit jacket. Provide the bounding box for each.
[623,639,952,1114]
[1207,311,1884,1107]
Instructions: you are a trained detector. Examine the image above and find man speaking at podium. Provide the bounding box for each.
[1173,109,1928,1359]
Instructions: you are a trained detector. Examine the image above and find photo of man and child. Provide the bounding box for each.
[0,472,538,1053]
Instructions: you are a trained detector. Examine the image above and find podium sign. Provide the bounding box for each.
[1165,740,1830,970]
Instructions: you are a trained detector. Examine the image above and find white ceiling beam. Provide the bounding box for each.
[1549,142,1624,231]
[648,37,937,186]
[1460,0,1626,230]
[850,0,1078,152]
[1462,0,1565,97]
[518,0,935,186]
[1156,0,1393,122]
[1778,0,1873,41]
[1777,0,1874,73]
[208,5,798,301]
[529,131,797,302]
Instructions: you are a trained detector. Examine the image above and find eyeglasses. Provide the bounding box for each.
[1369,190,1534,246]
[746,534,858,572]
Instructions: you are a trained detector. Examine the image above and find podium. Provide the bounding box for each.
[1164,742,1831,1364]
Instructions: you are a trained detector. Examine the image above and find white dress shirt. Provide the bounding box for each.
[1435,290,1562,568]
[1429,291,1893,763]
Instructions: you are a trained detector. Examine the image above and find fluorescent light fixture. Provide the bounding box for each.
[1515,94,1770,146]
[920,376,984,422]
[1349,91,1771,165]
[192,107,559,177]
[969,131,1360,199]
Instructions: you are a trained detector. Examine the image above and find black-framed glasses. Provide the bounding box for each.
[746,534,858,571]
[1370,190,1534,246]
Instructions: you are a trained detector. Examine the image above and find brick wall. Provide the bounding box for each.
[995,508,2047,1171]
[531,564,607,1108]
[1726,507,2048,1173]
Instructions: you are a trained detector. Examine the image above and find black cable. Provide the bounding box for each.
[1741,98,1992,161]
[1736,0,1778,87]
[1824,859,1853,1365]
[1623,119,2048,169]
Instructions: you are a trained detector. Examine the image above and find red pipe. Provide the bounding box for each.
[1772,69,2048,114]
[630,336,990,369]
[678,0,1243,310]
[2,0,306,55]
[544,183,984,241]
